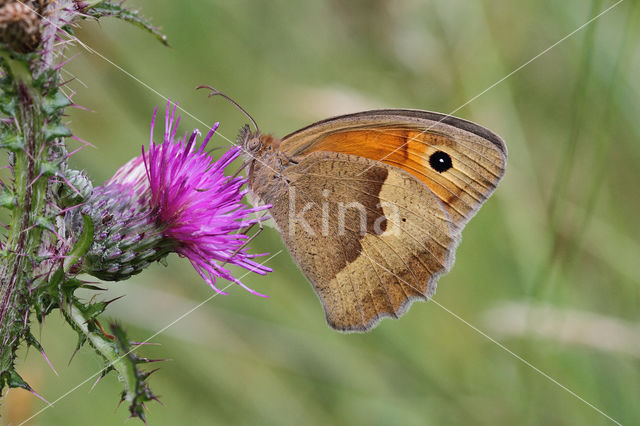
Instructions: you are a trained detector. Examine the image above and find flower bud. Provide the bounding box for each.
[0,2,41,53]
[67,181,174,281]
[56,168,93,207]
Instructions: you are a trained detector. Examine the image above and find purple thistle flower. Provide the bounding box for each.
[76,102,271,296]
[144,103,271,295]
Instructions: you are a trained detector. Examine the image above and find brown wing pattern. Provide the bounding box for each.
[281,110,507,227]
[269,151,458,331]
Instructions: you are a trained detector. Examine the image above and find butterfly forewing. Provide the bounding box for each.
[281,110,506,227]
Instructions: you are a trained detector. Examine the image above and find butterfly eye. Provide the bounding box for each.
[248,138,261,152]
[429,151,452,173]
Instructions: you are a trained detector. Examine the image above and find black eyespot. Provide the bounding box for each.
[429,151,452,173]
[401,218,406,222]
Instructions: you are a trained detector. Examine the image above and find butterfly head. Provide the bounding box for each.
[237,124,263,155]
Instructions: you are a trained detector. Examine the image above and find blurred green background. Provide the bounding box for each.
[4,0,640,424]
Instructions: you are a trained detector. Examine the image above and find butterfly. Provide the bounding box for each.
[226,98,507,332]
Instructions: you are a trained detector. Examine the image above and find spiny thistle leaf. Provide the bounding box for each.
[1,368,30,391]
[0,131,24,151]
[43,122,71,141]
[63,214,94,271]
[78,300,110,323]
[0,91,17,115]
[0,187,15,208]
[110,323,159,422]
[24,330,42,351]
[84,2,168,46]
[42,90,71,115]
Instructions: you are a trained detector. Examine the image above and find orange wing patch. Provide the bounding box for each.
[296,128,505,225]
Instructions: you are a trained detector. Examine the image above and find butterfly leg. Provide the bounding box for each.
[220,211,268,267]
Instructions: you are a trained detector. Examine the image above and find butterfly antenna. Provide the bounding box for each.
[196,85,260,134]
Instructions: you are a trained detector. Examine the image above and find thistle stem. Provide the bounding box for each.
[62,300,138,406]
[0,66,48,381]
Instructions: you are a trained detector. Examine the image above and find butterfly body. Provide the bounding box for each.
[239,109,506,332]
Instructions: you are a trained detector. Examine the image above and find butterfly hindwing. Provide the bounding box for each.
[267,151,457,331]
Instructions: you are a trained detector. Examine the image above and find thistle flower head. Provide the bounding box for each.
[77,102,271,296]
[144,103,271,294]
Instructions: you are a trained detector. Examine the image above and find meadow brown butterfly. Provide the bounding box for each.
[206,87,507,332]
